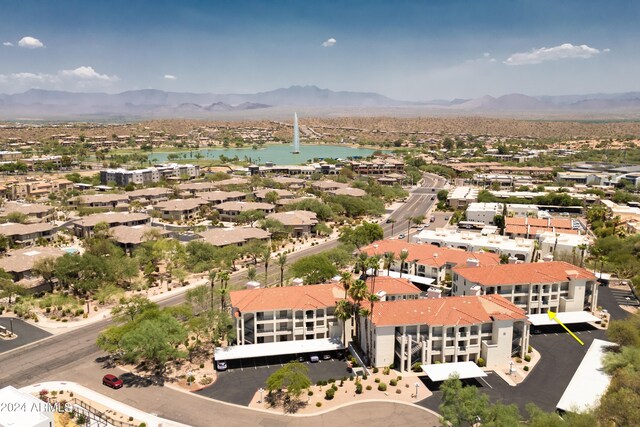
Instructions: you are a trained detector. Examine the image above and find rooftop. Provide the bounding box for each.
[0,246,65,274]
[266,210,318,227]
[198,227,270,246]
[74,212,150,228]
[214,201,275,211]
[454,261,596,286]
[109,225,171,245]
[230,283,343,312]
[361,239,501,268]
[371,294,527,327]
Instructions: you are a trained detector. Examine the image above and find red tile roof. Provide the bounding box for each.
[361,240,500,268]
[230,283,343,312]
[453,261,596,286]
[371,294,526,327]
[366,276,421,296]
[505,225,580,236]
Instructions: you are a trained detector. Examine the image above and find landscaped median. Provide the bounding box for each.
[248,368,431,414]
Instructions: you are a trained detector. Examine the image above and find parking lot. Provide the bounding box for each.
[0,317,51,353]
[197,356,352,406]
[609,288,640,308]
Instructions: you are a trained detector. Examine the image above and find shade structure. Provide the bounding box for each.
[215,337,344,361]
[528,311,600,326]
[421,361,488,382]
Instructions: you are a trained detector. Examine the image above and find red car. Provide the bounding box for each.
[102,374,123,389]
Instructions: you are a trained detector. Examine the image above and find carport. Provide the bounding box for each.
[214,337,344,362]
[377,270,436,287]
[528,311,600,326]
[556,339,617,413]
[421,361,488,382]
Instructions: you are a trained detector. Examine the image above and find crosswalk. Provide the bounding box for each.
[610,288,640,307]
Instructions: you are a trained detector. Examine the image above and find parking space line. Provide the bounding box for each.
[479,377,493,389]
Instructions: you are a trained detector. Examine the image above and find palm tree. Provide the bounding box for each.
[405,216,413,241]
[208,270,217,310]
[262,247,271,285]
[217,270,230,311]
[354,252,368,276]
[577,244,588,268]
[358,307,372,365]
[388,218,396,236]
[383,251,396,276]
[365,292,380,364]
[334,299,353,347]
[365,255,381,295]
[277,253,287,287]
[399,249,409,278]
[348,279,368,345]
[339,271,353,299]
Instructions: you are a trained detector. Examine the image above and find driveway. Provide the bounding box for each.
[598,285,632,320]
[197,358,352,405]
[418,322,608,415]
[0,317,51,353]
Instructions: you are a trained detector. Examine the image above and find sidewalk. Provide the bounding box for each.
[20,381,190,427]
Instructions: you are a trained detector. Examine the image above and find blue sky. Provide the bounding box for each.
[1,0,638,100]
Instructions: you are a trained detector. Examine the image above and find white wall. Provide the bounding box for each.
[373,326,397,368]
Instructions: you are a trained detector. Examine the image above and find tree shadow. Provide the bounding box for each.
[95,355,116,369]
[120,371,166,388]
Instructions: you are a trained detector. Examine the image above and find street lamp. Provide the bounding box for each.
[9,318,14,336]
[258,387,264,403]
[414,382,419,399]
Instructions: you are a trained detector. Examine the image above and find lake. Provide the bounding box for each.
[146,144,376,165]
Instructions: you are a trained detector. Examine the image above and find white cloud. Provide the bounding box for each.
[504,43,605,65]
[59,66,118,82]
[164,74,177,80]
[18,36,44,49]
[3,42,13,47]
[483,52,490,58]
[321,37,336,48]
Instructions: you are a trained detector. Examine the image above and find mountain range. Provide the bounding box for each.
[1,85,640,119]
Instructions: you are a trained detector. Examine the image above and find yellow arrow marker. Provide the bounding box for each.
[547,310,584,345]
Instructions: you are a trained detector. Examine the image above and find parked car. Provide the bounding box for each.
[102,374,123,389]
[416,226,424,232]
[398,233,406,239]
[309,355,320,363]
[444,216,450,221]
[297,355,306,362]
[335,350,345,360]
[322,353,332,360]
[216,360,228,371]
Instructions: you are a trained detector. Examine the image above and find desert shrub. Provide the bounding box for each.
[355,383,363,394]
[528,345,533,353]
[524,355,531,362]
[396,389,402,394]
[383,366,390,375]
[524,366,530,371]
[516,357,522,363]
[374,378,380,383]
[331,384,338,391]
[378,382,387,391]
[476,357,486,367]
[325,388,335,400]
[373,367,379,373]
[397,375,402,381]
[366,385,372,390]
[199,376,212,385]
[411,362,422,372]
[316,402,322,407]
[308,390,313,396]
[389,379,397,386]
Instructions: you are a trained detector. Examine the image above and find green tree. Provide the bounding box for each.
[398,249,409,278]
[289,254,337,284]
[236,209,266,227]
[265,361,311,398]
[348,279,368,342]
[32,256,58,292]
[338,222,384,248]
[439,375,490,427]
[0,272,26,305]
[111,296,158,322]
[262,247,271,285]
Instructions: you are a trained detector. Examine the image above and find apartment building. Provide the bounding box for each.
[447,187,479,209]
[364,294,529,371]
[69,193,130,209]
[361,240,501,286]
[345,158,404,175]
[452,261,598,315]
[266,210,318,237]
[253,188,295,202]
[214,201,275,222]
[230,283,344,345]
[413,228,535,262]
[152,198,207,221]
[504,217,580,239]
[198,227,270,247]
[0,246,65,284]
[0,202,54,223]
[465,203,503,225]
[126,187,173,205]
[0,222,56,246]
[72,212,151,238]
[3,178,73,200]
[100,163,200,186]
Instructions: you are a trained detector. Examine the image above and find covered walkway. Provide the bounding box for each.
[528,311,600,326]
